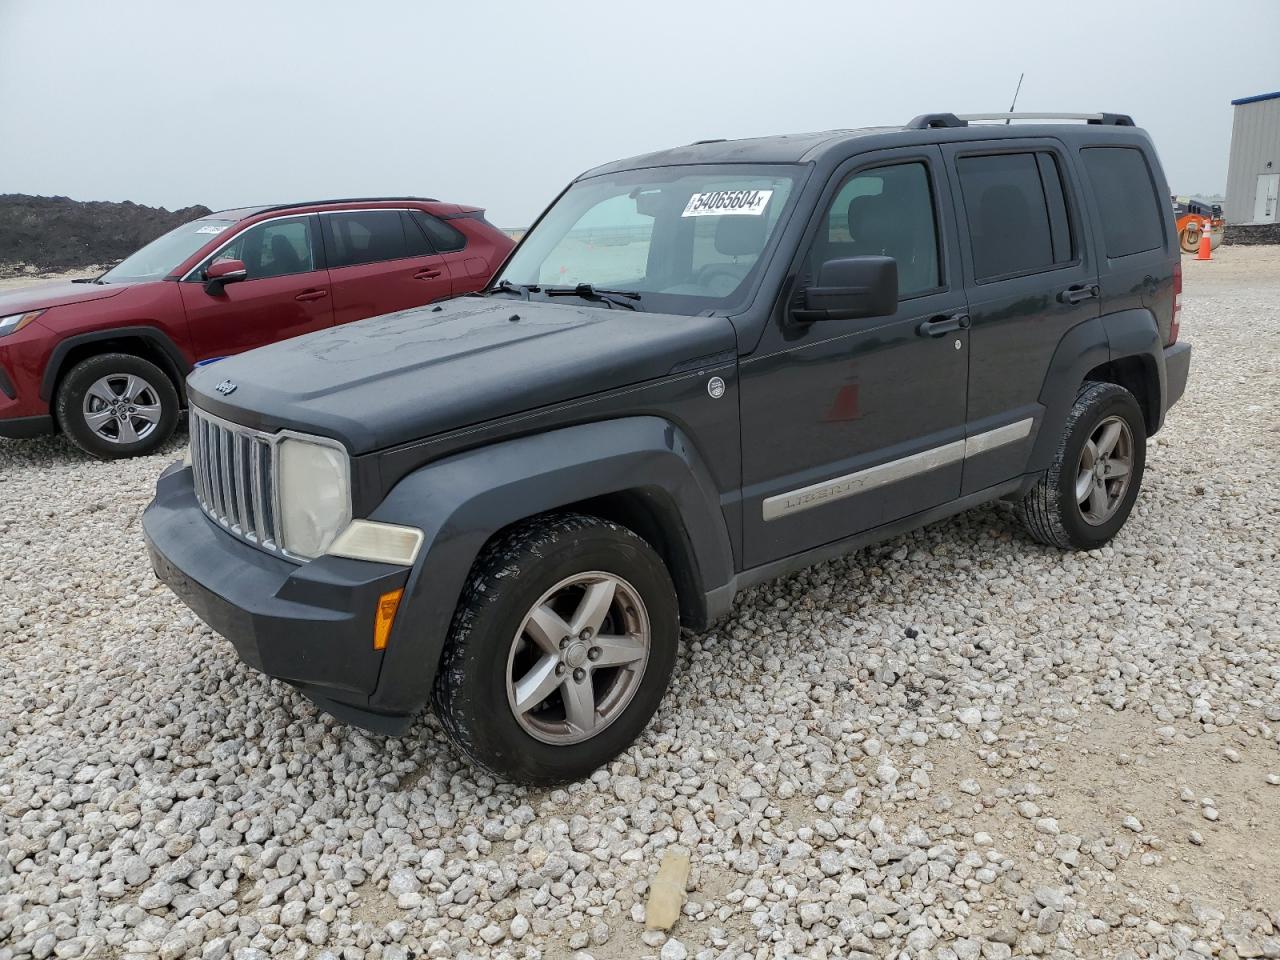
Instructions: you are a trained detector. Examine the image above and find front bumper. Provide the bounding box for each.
[142,463,415,733]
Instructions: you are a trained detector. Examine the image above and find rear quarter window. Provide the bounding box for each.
[414,212,467,253]
[1080,147,1166,258]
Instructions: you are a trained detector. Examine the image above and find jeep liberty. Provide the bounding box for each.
[144,112,1192,784]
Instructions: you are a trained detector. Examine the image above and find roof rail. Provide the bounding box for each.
[907,112,1135,129]
[906,113,966,129]
[255,196,441,215]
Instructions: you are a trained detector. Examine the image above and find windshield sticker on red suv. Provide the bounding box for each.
[195,224,228,235]
[681,189,773,217]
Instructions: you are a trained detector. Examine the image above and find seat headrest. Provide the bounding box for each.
[714,214,766,257]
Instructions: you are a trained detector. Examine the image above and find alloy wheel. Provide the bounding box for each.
[505,571,650,745]
[82,374,163,445]
[1075,415,1134,526]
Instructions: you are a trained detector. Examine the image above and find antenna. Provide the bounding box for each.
[1006,73,1025,123]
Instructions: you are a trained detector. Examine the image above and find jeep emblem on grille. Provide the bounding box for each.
[214,380,237,396]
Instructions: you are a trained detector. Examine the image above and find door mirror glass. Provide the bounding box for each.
[204,258,247,293]
[796,256,898,322]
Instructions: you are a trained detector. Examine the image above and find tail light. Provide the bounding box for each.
[1168,258,1182,345]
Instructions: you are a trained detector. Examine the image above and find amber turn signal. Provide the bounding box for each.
[373,588,403,651]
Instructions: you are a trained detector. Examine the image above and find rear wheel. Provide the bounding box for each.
[1019,381,1147,550]
[433,513,679,785]
[55,353,180,460]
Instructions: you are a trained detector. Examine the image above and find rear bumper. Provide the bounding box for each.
[0,414,54,439]
[1164,341,1191,411]
[142,462,415,733]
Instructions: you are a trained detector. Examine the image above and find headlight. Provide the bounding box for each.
[277,435,352,559]
[0,310,46,337]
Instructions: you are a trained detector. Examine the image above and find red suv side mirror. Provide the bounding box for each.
[204,259,248,294]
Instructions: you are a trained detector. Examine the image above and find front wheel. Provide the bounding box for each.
[55,353,180,460]
[433,513,679,785]
[1019,381,1147,550]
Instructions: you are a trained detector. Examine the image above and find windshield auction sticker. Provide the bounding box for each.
[681,189,773,217]
[195,224,228,234]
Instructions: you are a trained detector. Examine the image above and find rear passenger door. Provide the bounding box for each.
[320,210,454,325]
[940,140,1100,495]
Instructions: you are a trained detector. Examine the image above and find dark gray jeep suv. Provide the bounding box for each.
[144,111,1192,784]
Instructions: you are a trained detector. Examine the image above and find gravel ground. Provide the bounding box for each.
[1,248,1278,960]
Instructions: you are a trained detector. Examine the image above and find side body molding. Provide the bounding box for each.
[366,416,735,715]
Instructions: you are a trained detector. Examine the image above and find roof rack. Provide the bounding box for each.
[906,112,1135,129]
[254,196,440,215]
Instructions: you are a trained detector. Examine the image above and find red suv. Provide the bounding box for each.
[0,198,513,458]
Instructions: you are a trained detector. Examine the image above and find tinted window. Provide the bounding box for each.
[813,162,940,298]
[957,152,1075,281]
[401,211,435,256]
[206,216,316,280]
[323,211,407,267]
[414,212,467,252]
[1081,147,1165,258]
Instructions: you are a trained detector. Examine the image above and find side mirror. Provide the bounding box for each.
[204,259,247,294]
[795,256,898,322]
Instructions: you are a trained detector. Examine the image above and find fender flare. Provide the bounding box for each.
[1102,308,1167,433]
[40,325,192,402]
[1027,309,1164,473]
[365,416,735,715]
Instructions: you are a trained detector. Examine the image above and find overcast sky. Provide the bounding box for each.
[2,0,1277,227]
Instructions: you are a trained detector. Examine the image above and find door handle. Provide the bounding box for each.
[1057,284,1099,304]
[295,289,328,302]
[414,269,443,280]
[917,313,970,337]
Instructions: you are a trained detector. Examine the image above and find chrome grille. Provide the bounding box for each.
[189,406,280,552]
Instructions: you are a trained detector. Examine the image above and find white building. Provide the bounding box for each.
[1225,91,1280,225]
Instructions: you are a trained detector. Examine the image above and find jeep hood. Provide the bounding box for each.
[187,297,737,454]
[0,279,132,315]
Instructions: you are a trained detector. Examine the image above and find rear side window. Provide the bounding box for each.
[1080,147,1166,258]
[413,211,467,253]
[401,211,435,256]
[323,211,408,267]
[956,152,1074,281]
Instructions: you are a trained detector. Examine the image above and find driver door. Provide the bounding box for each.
[738,147,970,568]
[179,214,334,362]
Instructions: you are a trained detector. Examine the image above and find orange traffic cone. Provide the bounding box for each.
[1196,220,1212,261]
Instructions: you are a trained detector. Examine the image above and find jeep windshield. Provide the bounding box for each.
[98,219,235,283]
[494,164,801,316]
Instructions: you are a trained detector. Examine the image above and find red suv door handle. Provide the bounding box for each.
[295,289,328,302]
[414,269,443,280]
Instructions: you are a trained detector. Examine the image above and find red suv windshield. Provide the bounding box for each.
[100,219,235,283]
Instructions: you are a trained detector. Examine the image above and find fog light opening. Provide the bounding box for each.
[373,588,404,651]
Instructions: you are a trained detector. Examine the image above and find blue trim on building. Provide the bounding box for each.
[1231,91,1280,106]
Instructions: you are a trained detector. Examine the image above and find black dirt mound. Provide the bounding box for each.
[0,194,212,274]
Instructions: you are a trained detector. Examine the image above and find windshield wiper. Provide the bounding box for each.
[488,279,540,299]
[543,283,642,311]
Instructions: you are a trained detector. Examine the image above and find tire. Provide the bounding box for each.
[1179,227,1198,254]
[434,513,679,785]
[1019,381,1147,550]
[55,353,180,460]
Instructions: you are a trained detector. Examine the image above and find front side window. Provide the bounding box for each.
[810,161,941,298]
[956,152,1074,281]
[323,211,408,268]
[496,164,801,315]
[1080,147,1165,258]
[203,216,317,280]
